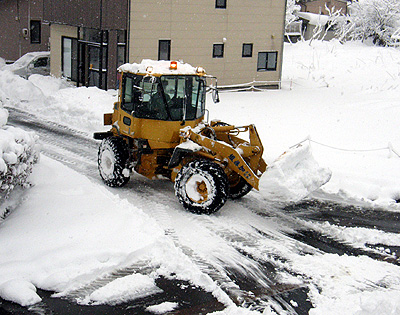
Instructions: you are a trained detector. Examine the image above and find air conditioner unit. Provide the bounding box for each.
[22,28,29,37]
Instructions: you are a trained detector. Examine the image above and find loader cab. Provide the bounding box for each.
[121,73,206,122]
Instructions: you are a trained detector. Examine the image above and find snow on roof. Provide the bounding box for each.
[295,12,330,26]
[118,59,200,76]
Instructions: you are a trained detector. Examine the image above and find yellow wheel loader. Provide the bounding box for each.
[94,60,267,214]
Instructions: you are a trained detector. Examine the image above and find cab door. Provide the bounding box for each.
[118,74,140,137]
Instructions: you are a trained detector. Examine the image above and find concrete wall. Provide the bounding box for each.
[129,0,286,87]
[0,0,49,62]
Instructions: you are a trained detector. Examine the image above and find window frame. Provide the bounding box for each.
[212,43,224,58]
[242,43,253,58]
[215,0,227,9]
[158,39,171,61]
[257,51,278,72]
[61,36,78,81]
[30,20,41,44]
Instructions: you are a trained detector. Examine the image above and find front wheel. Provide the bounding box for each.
[175,160,229,214]
[228,173,253,199]
[98,137,130,187]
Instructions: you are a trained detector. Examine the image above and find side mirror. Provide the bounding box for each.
[212,88,220,103]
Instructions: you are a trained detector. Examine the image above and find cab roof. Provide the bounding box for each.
[118,59,205,76]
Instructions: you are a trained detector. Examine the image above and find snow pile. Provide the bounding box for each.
[88,274,162,305]
[260,144,331,202]
[292,253,400,315]
[0,101,39,204]
[146,301,179,314]
[0,70,44,105]
[0,279,41,306]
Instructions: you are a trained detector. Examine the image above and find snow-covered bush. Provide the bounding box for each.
[0,101,39,203]
[337,0,400,46]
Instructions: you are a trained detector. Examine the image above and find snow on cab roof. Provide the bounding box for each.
[118,59,201,75]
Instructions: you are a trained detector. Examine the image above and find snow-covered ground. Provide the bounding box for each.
[0,40,400,314]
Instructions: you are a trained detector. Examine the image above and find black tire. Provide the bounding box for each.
[229,174,253,199]
[175,160,229,214]
[98,137,130,187]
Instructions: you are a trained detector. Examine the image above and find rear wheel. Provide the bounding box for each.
[98,137,130,187]
[175,160,229,214]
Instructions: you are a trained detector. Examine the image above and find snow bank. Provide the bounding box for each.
[209,40,400,208]
[0,156,230,307]
[0,71,115,134]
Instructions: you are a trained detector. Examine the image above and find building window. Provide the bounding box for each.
[62,37,78,81]
[213,43,224,58]
[242,43,253,58]
[216,0,227,9]
[117,30,127,67]
[158,40,171,60]
[257,51,278,71]
[30,20,41,44]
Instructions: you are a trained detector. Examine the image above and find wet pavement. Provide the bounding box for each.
[0,277,225,315]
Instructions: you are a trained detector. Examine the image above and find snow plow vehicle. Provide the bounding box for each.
[94,60,267,214]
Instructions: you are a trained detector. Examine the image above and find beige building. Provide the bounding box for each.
[129,0,286,88]
[47,0,287,89]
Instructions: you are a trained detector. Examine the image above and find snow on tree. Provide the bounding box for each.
[336,0,400,46]
[0,100,39,207]
[286,0,301,26]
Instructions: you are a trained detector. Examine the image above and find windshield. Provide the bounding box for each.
[121,74,206,121]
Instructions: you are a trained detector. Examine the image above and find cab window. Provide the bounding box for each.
[160,76,206,121]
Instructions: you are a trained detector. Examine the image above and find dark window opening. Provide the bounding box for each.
[216,0,227,9]
[242,43,253,58]
[30,20,41,44]
[257,51,278,71]
[213,43,224,58]
[158,40,171,61]
[117,30,127,68]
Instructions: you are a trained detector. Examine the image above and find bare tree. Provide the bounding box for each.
[309,5,343,45]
